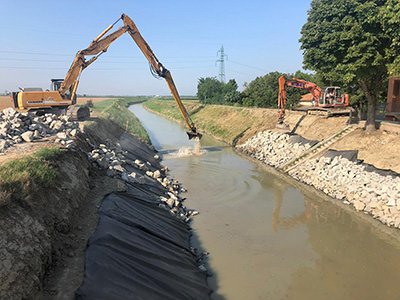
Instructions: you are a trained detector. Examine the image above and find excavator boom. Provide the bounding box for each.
[121,14,201,140]
[14,14,201,140]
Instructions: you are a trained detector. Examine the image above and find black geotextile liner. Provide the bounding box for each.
[323,149,359,162]
[288,134,319,147]
[75,192,211,300]
[119,133,160,168]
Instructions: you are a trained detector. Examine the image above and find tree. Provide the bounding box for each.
[299,0,397,133]
[383,0,400,74]
[197,77,240,105]
[241,72,281,107]
[197,77,224,104]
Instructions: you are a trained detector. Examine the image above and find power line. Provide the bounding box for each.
[0,65,212,71]
[0,50,215,60]
[0,58,213,65]
[0,50,72,57]
[228,59,265,71]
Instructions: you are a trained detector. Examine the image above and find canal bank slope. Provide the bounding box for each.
[143,100,400,229]
[0,105,210,299]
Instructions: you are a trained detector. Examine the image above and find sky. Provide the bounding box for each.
[0,0,312,96]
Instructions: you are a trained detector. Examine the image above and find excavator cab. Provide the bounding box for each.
[321,87,347,106]
[51,79,64,92]
[51,79,75,103]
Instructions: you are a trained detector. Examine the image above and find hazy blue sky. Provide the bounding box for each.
[0,0,312,96]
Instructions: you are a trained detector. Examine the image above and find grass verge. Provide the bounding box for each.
[0,147,63,206]
[143,98,278,144]
[91,97,151,144]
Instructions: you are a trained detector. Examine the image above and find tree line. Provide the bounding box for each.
[196,0,400,132]
[197,71,320,109]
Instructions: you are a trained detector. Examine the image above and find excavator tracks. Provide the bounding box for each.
[66,106,90,121]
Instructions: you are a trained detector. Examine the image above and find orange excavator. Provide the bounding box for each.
[277,75,349,125]
[11,14,201,140]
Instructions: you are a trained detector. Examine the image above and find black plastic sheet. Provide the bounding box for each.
[323,149,359,162]
[76,192,211,300]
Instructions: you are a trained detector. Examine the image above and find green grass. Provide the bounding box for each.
[91,97,151,144]
[143,98,280,144]
[150,96,200,103]
[92,97,148,112]
[0,147,63,206]
[34,147,63,161]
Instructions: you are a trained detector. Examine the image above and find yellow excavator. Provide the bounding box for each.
[11,14,201,140]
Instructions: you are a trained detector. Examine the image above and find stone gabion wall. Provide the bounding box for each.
[237,130,313,167]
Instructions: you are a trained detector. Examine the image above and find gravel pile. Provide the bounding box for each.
[237,130,313,167]
[87,141,198,223]
[0,107,80,151]
[289,156,400,228]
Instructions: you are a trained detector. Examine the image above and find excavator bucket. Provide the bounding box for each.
[187,131,202,140]
[276,118,290,131]
[275,122,290,131]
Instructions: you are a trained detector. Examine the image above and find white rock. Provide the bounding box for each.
[21,131,34,142]
[56,132,67,140]
[113,165,125,173]
[70,128,78,137]
[166,198,175,209]
[387,198,397,207]
[153,170,161,178]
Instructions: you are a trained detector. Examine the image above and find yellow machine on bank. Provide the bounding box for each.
[11,14,201,139]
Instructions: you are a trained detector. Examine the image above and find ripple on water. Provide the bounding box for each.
[166,152,262,206]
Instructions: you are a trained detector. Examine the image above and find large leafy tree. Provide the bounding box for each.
[299,0,396,132]
[383,0,400,74]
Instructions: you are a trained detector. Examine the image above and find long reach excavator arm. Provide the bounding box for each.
[61,14,201,139]
[15,14,201,140]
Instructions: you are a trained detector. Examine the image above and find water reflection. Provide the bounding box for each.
[130,104,400,300]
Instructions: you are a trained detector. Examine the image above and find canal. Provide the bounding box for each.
[130,104,400,300]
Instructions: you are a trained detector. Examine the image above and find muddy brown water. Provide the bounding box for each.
[130,104,400,300]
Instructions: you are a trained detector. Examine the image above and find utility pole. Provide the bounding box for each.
[216,45,228,83]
